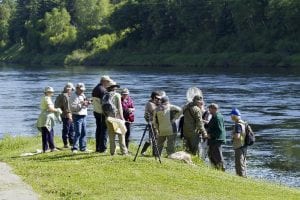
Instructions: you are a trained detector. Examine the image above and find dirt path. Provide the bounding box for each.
[0,162,39,200]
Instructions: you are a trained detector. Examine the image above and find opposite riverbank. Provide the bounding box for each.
[0,136,299,200]
[1,44,300,71]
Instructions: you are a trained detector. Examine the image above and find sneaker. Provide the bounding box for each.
[82,149,92,153]
[43,149,51,153]
[141,152,146,156]
[72,150,78,154]
[63,145,69,148]
[51,148,60,152]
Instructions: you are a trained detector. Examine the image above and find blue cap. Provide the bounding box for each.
[230,108,241,116]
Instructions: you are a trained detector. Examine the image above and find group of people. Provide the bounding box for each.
[36,75,249,178]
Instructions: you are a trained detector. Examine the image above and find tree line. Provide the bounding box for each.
[0,0,299,66]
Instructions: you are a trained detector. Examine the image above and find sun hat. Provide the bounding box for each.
[100,75,113,82]
[107,80,120,89]
[76,83,86,91]
[230,108,241,116]
[121,88,130,95]
[44,86,54,93]
[64,82,75,91]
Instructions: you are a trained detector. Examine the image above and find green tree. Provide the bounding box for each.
[40,7,77,51]
[73,0,111,43]
[0,0,15,47]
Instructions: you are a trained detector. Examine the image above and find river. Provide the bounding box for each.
[0,64,299,188]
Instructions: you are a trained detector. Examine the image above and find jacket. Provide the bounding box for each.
[207,112,226,144]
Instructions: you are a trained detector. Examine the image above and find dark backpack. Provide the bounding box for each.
[54,93,65,109]
[244,123,255,146]
[101,92,117,117]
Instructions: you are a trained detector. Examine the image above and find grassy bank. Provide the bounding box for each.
[1,44,300,70]
[0,136,299,200]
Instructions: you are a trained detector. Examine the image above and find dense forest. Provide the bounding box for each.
[0,0,300,68]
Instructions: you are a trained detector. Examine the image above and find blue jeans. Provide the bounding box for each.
[41,127,55,152]
[62,117,74,146]
[72,114,87,151]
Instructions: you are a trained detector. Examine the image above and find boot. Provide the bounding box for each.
[141,142,150,156]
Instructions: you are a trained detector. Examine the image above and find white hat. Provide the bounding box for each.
[64,82,75,90]
[76,83,86,91]
[100,75,113,82]
[44,86,54,93]
[121,88,129,95]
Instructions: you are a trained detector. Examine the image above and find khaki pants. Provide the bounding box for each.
[157,134,176,156]
[234,147,247,177]
[106,120,128,155]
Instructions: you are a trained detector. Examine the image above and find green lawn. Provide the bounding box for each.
[0,136,299,200]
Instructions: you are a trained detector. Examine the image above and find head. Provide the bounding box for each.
[63,82,74,94]
[121,88,130,99]
[158,90,166,97]
[150,91,161,104]
[160,96,169,105]
[208,103,219,115]
[193,95,203,108]
[230,107,241,122]
[100,75,113,88]
[106,80,120,92]
[75,83,86,94]
[44,86,54,96]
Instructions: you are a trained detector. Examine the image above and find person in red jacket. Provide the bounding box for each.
[121,88,135,149]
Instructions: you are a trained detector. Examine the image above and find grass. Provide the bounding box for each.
[0,135,299,200]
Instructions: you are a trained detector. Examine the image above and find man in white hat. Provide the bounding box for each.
[70,83,91,153]
[92,75,113,153]
[55,82,75,148]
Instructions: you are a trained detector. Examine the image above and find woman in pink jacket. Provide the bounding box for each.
[121,88,135,149]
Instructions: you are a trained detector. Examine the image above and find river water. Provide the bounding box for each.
[0,64,299,188]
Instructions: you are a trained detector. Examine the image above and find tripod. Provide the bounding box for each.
[133,123,162,163]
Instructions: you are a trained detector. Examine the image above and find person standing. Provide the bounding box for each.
[207,103,226,171]
[182,95,207,155]
[37,86,62,153]
[55,82,75,148]
[153,96,182,156]
[120,88,135,149]
[230,107,247,177]
[70,83,91,153]
[105,81,128,155]
[92,75,113,153]
[140,91,162,156]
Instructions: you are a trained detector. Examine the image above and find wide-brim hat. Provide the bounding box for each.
[107,80,120,89]
[100,75,113,82]
[76,83,86,91]
[44,86,54,93]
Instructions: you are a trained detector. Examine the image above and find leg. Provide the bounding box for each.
[72,115,81,151]
[79,116,87,151]
[99,114,108,152]
[94,113,101,152]
[157,136,167,156]
[62,118,69,146]
[235,147,247,177]
[48,128,55,150]
[68,119,74,146]
[117,133,128,155]
[125,122,131,148]
[108,131,116,155]
[41,127,49,152]
[166,134,176,155]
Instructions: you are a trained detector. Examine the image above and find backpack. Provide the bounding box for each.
[101,92,117,117]
[54,93,65,109]
[244,123,255,146]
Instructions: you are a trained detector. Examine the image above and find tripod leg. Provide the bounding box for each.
[133,125,148,162]
[149,124,162,164]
